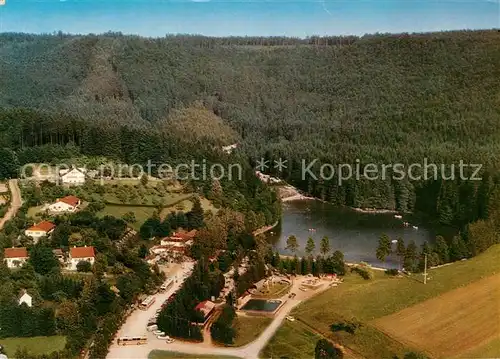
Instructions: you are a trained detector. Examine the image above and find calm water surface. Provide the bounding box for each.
[267,200,435,268]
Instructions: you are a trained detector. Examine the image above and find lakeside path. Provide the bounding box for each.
[253,221,279,237]
[0,179,22,229]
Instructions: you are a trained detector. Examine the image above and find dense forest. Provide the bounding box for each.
[1,30,500,227]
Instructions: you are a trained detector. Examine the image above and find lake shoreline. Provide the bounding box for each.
[275,183,402,214]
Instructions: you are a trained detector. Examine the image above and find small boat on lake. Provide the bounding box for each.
[394,215,402,219]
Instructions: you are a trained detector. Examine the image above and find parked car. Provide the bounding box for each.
[153,330,165,336]
[288,293,296,298]
[166,338,175,344]
[157,335,170,340]
[286,316,295,322]
[147,324,158,332]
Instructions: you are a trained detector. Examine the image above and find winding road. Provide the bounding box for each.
[0,179,22,229]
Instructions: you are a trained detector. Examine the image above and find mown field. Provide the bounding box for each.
[0,336,66,357]
[374,273,500,358]
[265,244,500,358]
[261,320,323,358]
[455,336,500,358]
[232,316,273,347]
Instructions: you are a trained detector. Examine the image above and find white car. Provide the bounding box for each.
[153,330,165,336]
[157,335,170,340]
[166,338,175,344]
[286,316,295,322]
[147,324,158,332]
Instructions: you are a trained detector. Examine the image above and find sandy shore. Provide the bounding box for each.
[281,193,315,202]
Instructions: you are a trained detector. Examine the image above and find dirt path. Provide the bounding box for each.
[0,179,22,229]
[253,221,279,237]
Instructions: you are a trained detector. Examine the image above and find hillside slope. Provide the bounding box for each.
[1,30,500,217]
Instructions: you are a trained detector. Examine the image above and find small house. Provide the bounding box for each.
[18,290,32,307]
[52,248,65,263]
[194,300,216,324]
[68,246,95,271]
[60,167,86,186]
[3,247,29,268]
[48,196,81,213]
[24,221,56,243]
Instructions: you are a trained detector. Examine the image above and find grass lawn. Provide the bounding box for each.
[455,336,500,358]
[99,196,216,231]
[98,205,156,231]
[0,336,66,357]
[271,244,500,359]
[253,282,290,299]
[232,316,272,347]
[148,350,240,359]
[160,197,219,215]
[27,205,45,218]
[260,320,322,359]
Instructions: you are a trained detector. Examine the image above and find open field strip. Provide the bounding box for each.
[0,336,66,357]
[374,273,500,358]
[277,245,500,358]
[148,351,241,359]
[454,335,500,358]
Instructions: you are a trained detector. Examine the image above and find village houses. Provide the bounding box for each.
[3,247,29,268]
[149,229,197,263]
[24,221,56,244]
[68,246,95,271]
[48,195,81,213]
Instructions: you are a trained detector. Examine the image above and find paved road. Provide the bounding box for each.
[107,296,301,359]
[0,179,22,229]
[106,274,333,359]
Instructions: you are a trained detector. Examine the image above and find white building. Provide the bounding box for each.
[24,221,56,244]
[60,167,86,185]
[68,246,95,271]
[18,290,33,307]
[222,143,238,154]
[3,247,29,268]
[160,229,197,247]
[48,196,81,213]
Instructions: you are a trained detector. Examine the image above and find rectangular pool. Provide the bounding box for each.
[241,299,282,312]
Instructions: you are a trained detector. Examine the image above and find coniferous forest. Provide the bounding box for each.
[0,30,500,233]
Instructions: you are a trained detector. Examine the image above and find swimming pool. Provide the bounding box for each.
[240,299,282,312]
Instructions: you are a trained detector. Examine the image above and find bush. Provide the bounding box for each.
[330,319,362,335]
[210,305,236,345]
[315,339,343,358]
[385,268,399,276]
[350,266,373,280]
[76,260,92,272]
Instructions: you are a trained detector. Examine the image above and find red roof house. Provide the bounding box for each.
[26,221,56,233]
[4,247,29,268]
[4,247,28,259]
[68,246,95,271]
[195,300,216,321]
[70,246,95,259]
[57,196,80,207]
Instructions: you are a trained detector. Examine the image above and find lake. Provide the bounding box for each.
[266,200,435,268]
